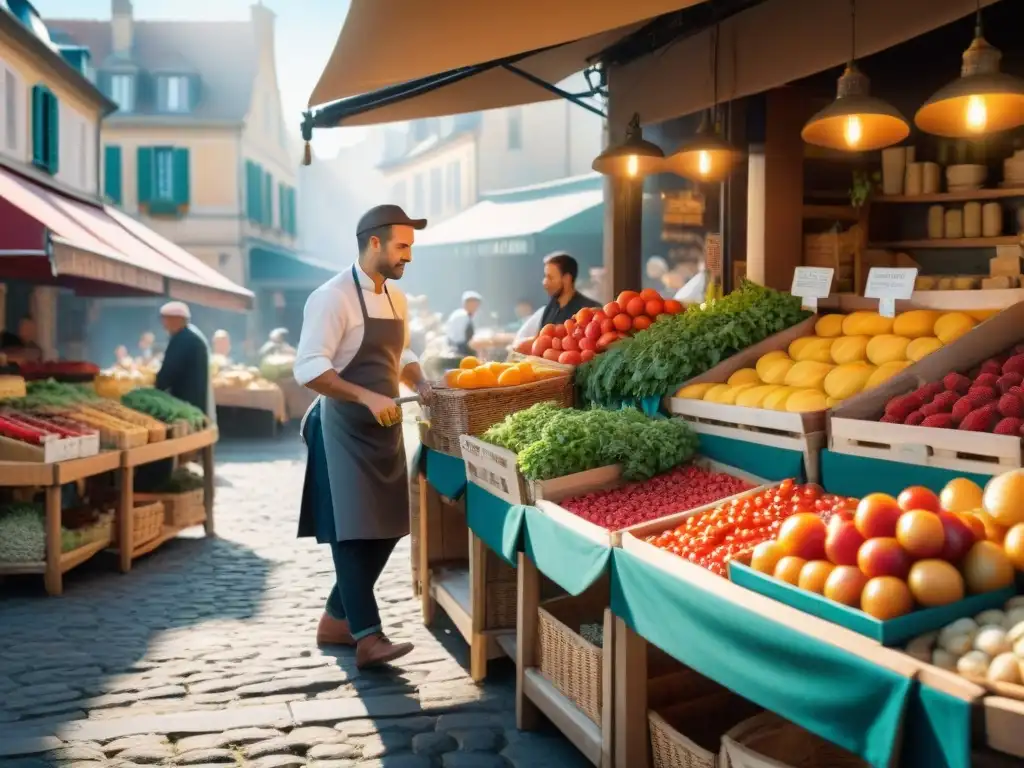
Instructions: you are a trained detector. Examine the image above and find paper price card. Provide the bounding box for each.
[864,267,919,318]
[790,267,834,311]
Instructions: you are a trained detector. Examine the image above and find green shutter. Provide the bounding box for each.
[104,146,122,205]
[46,91,59,175]
[278,182,286,231]
[172,148,190,205]
[137,147,154,205]
[289,187,297,236]
[31,85,45,168]
[263,172,272,227]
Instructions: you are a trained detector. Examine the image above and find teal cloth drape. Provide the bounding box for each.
[820,450,993,497]
[697,433,806,482]
[524,506,611,596]
[900,683,972,768]
[424,447,467,499]
[465,483,525,566]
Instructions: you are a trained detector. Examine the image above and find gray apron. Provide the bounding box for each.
[298,266,409,542]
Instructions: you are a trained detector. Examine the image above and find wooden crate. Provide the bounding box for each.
[829,300,1024,475]
[804,224,862,293]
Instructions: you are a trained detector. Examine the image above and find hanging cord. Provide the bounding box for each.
[849,0,856,64]
[975,0,983,37]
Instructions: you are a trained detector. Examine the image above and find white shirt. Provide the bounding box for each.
[513,307,544,346]
[444,307,474,343]
[675,269,709,303]
[293,264,418,386]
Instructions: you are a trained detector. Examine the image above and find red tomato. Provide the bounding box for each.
[558,350,582,366]
[617,290,640,307]
[540,324,557,338]
[624,297,646,317]
[585,321,603,341]
[553,324,568,339]
[531,336,553,356]
[597,331,620,350]
[591,310,607,324]
[645,298,665,317]
[633,315,652,331]
[561,335,579,352]
[572,327,585,340]
[663,299,683,314]
[580,349,595,362]
[542,348,561,361]
[578,337,597,352]
[639,288,662,302]
[550,337,562,351]
[603,301,622,317]
[563,319,577,335]
[612,314,633,332]
[576,308,595,325]
[601,319,615,334]
[897,486,941,513]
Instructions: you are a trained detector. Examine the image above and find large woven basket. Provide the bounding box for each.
[427,375,574,457]
[485,552,517,629]
[720,713,868,768]
[536,595,606,724]
[136,489,205,529]
[650,691,762,768]
[110,502,163,548]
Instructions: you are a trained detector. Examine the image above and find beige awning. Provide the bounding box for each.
[608,0,1002,128]
[309,0,709,107]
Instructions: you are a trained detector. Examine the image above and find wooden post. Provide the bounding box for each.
[202,444,215,536]
[515,552,541,730]
[118,465,134,573]
[468,532,488,682]
[43,485,62,596]
[602,117,643,297]
[614,617,649,768]
[418,474,435,626]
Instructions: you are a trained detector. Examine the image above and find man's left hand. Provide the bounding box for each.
[415,379,433,406]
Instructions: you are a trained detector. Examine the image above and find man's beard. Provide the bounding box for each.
[380,262,407,280]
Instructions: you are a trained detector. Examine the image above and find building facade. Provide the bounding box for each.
[49,0,309,349]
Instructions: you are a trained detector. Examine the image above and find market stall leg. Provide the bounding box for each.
[118,465,134,573]
[614,618,648,768]
[468,532,488,682]
[516,552,541,730]
[202,444,215,536]
[418,474,434,625]
[43,485,61,596]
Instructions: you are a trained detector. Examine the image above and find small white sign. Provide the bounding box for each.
[864,267,918,318]
[791,267,835,311]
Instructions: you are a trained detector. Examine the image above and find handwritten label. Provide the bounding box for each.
[865,267,918,318]
[791,267,834,311]
[895,443,929,464]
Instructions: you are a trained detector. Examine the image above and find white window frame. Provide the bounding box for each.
[109,73,134,111]
[0,62,26,160]
[162,76,190,113]
[155,148,175,201]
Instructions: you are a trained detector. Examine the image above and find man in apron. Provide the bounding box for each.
[293,205,431,670]
[443,290,482,357]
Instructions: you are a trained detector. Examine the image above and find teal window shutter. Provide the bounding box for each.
[103,146,122,204]
[263,172,272,227]
[172,148,190,205]
[137,147,154,205]
[31,85,45,168]
[278,182,286,231]
[245,161,254,221]
[289,187,297,236]
[46,91,59,176]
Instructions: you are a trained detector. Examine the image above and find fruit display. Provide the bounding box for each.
[95,365,156,398]
[674,309,964,414]
[443,356,566,389]
[15,360,99,382]
[646,481,855,577]
[514,288,683,367]
[0,375,26,399]
[877,342,1024,435]
[213,365,281,393]
[577,281,810,406]
[122,388,207,430]
[481,403,698,481]
[558,464,754,531]
[746,475,1022,622]
[904,597,1024,686]
[259,352,296,382]
[87,400,168,441]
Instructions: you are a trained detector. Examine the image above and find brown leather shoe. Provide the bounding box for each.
[356,634,413,669]
[316,613,355,646]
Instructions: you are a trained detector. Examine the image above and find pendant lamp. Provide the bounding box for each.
[666,25,744,183]
[592,114,664,178]
[914,6,1024,138]
[801,0,909,151]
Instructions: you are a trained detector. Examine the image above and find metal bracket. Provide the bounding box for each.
[500,64,607,118]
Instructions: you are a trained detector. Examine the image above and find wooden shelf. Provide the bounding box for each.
[821,289,1024,312]
[802,204,860,221]
[875,188,1024,203]
[523,668,603,766]
[429,566,506,661]
[0,534,112,577]
[122,428,218,468]
[868,237,1020,249]
[129,519,205,560]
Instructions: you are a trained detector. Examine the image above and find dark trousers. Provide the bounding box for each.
[325,537,401,639]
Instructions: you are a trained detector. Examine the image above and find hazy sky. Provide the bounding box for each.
[33,0,368,155]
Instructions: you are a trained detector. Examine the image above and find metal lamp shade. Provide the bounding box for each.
[915,33,1024,138]
[802,64,909,152]
[666,121,744,183]
[592,114,665,178]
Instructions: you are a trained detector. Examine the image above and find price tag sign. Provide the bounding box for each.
[790,267,835,311]
[864,267,919,318]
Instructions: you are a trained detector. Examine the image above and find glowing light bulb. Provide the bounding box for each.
[698,150,711,177]
[843,115,863,148]
[966,95,987,132]
[626,154,638,177]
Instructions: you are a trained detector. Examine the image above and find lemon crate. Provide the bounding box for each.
[829,301,1023,475]
[666,316,825,482]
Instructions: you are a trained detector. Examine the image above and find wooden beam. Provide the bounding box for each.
[601,119,643,297]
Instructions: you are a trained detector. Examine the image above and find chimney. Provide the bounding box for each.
[251,2,276,53]
[111,0,133,58]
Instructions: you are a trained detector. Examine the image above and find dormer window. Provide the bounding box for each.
[109,73,134,111]
[158,75,191,113]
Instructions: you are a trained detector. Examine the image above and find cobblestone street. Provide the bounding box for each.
[0,431,589,768]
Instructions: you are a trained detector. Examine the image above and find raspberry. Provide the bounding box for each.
[943,373,972,394]
[913,382,944,402]
[879,414,902,424]
[904,410,925,426]
[1003,354,1024,376]
[966,386,998,406]
[920,402,940,417]
[931,391,959,413]
[996,372,1024,394]
[884,394,922,421]
[920,413,955,429]
[974,372,1000,389]
[959,405,997,432]
[994,417,1024,436]
[998,393,1024,419]
[979,361,1003,378]
[951,397,975,425]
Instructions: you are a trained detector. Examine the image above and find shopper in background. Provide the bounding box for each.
[444,290,482,357]
[155,302,214,424]
[513,252,600,345]
[0,316,42,355]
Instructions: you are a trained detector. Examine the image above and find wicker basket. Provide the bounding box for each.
[428,375,574,458]
[650,690,763,768]
[720,713,868,768]
[536,594,606,724]
[135,489,205,529]
[485,551,518,629]
[115,501,165,547]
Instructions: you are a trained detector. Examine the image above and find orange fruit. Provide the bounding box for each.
[773,556,807,585]
[860,577,913,620]
[457,370,479,389]
[907,560,964,607]
[516,362,536,383]
[459,356,481,370]
[983,469,1024,527]
[474,368,498,388]
[443,370,461,387]
[939,478,983,513]
[497,368,522,387]
[798,561,836,594]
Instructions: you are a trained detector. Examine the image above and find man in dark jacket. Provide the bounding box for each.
[155,301,210,415]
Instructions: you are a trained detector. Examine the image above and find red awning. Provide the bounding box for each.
[0,167,252,310]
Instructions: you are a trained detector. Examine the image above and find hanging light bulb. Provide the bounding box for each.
[592,114,664,178]
[666,111,743,183]
[915,9,1024,138]
[801,0,909,152]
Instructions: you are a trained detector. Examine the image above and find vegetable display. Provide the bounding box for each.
[445,358,565,389]
[0,504,47,562]
[482,403,698,482]
[122,388,206,429]
[6,379,100,411]
[560,465,753,531]
[647,481,854,577]
[675,309,961,413]
[577,281,810,406]
[878,342,1024,435]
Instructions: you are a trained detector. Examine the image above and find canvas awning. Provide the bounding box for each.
[309,0,710,107]
[0,167,253,310]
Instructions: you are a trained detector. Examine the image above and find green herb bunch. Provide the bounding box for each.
[482,404,698,482]
[576,281,810,405]
[122,389,206,429]
[8,379,101,410]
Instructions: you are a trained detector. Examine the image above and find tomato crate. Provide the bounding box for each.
[533,457,770,547]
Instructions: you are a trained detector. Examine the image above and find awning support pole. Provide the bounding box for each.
[501,64,606,118]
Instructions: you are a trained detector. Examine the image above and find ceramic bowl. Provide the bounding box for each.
[946,164,987,189]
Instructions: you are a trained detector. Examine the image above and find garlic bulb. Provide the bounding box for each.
[987,652,1022,684]
[1008,621,1024,645]
[975,610,1006,628]
[939,618,978,649]
[975,626,1012,657]
[957,650,991,678]
[932,648,958,671]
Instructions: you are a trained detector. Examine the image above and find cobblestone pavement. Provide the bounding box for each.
[0,429,589,768]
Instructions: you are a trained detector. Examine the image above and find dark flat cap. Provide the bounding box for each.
[356,204,427,236]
